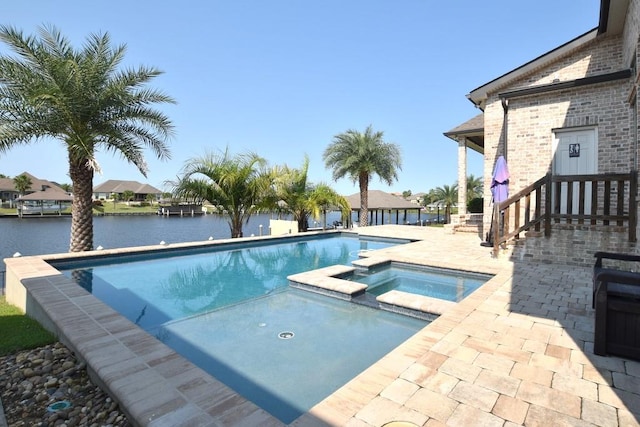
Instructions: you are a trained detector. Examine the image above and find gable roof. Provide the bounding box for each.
[467,0,631,110]
[0,172,66,193]
[346,190,417,210]
[467,29,599,110]
[18,185,73,201]
[93,180,162,194]
[599,0,631,35]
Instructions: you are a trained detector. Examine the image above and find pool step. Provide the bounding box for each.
[351,268,375,278]
[351,292,437,322]
[351,292,379,309]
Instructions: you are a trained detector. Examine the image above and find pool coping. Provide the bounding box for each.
[4,230,510,426]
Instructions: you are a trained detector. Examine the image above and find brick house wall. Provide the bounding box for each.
[483,34,633,216]
[622,0,640,67]
[478,0,640,265]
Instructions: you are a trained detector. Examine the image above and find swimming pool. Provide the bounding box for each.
[352,263,491,301]
[55,234,425,423]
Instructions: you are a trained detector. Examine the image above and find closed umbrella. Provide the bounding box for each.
[491,155,510,203]
[482,155,510,246]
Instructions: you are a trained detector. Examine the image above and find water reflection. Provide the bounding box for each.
[72,269,94,293]
[159,240,353,316]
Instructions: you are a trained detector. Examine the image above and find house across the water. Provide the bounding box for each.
[93,180,163,202]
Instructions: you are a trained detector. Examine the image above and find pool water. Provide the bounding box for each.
[59,235,402,330]
[353,264,491,301]
[57,234,425,423]
[160,288,422,423]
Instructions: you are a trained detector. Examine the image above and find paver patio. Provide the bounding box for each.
[296,225,640,426]
[4,225,640,426]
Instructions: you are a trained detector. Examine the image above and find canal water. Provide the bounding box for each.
[0,210,436,289]
[0,213,296,261]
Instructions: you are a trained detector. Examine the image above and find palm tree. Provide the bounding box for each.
[13,174,32,196]
[311,183,351,230]
[323,125,401,227]
[433,184,458,223]
[273,157,350,232]
[0,25,174,252]
[122,190,135,205]
[170,149,272,238]
[466,174,484,202]
[420,189,438,208]
[110,192,120,210]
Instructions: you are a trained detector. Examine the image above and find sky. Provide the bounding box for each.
[1,1,601,196]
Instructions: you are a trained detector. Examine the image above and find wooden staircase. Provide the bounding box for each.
[491,171,638,258]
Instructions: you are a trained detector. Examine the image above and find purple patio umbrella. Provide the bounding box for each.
[490,155,510,203]
[482,155,510,247]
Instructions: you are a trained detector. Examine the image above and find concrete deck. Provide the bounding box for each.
[4,225,640,426]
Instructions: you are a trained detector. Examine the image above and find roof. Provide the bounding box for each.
[466,29,599,110]
[346,190,417,210]
[18,186,73,201]
[93,180,162,194]
[0,172,66,193]
[443,113,484,153]
[466,0,632,110]
[598,0,631,35]
[445,1,633,154]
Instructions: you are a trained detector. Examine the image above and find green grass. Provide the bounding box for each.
[97,202,158,214]
[0,296,55,356]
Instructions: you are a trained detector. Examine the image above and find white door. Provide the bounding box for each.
[552,128,597,215]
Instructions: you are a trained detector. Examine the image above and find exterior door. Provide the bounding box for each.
[552,128,597,214]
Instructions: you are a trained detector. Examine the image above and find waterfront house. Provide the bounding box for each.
[445,0,640,266]
[0,172,68,208]
[93,180,162,202]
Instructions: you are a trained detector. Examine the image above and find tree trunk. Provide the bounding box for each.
[359,173,369,227]
[230,211,243,238]
[69,159,94,252]
[297,215,308,232]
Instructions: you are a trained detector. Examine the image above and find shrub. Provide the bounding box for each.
[468,197,483,213]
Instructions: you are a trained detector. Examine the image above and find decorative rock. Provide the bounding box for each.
[45,377,59,388]
[0,343,131,426]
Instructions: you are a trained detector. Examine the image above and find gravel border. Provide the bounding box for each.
[0,342,131,427]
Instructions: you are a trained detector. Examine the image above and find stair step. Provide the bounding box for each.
[454,225,482,234]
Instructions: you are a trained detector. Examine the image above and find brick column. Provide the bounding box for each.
[457,137,468,215]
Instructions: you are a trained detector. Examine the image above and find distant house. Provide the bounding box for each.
[0,172,69,206]
[408,192,427,205]
[93,180,163,202]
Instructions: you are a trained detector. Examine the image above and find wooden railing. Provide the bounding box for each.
[492,171,638,255]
